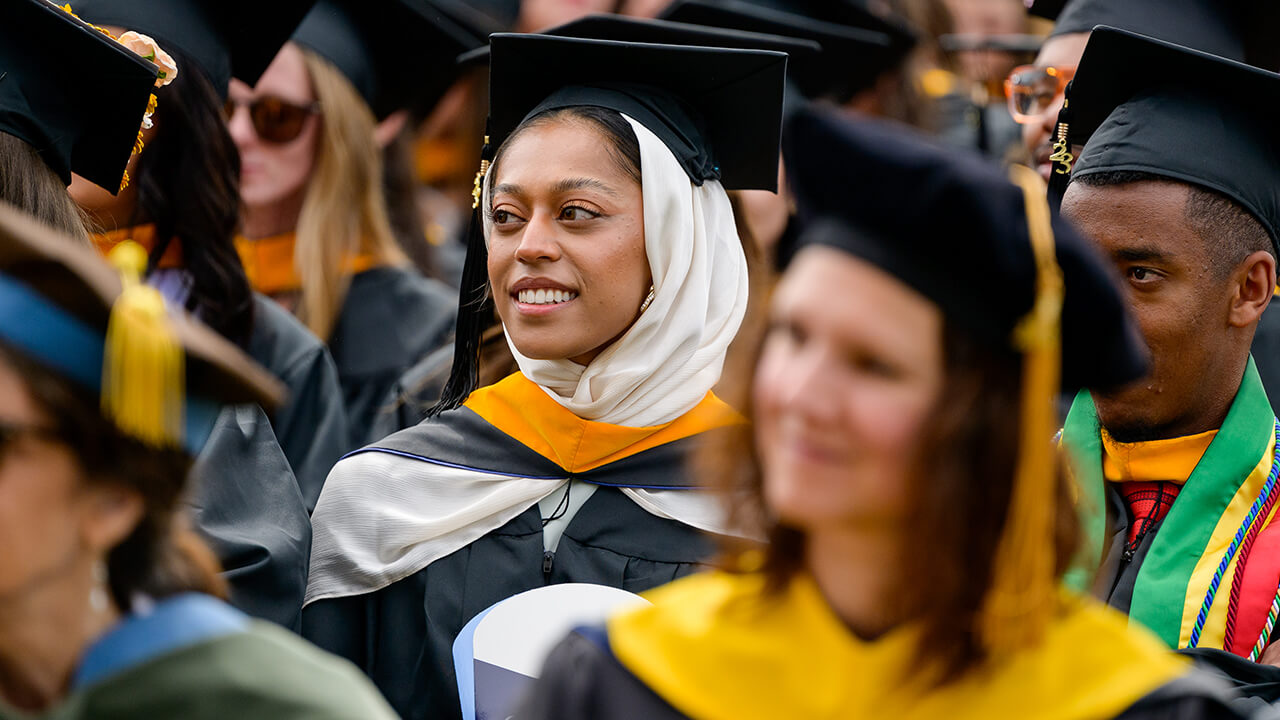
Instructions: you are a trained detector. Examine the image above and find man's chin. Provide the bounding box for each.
[1092,390,1166,443]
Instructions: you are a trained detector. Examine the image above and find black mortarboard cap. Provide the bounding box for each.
[1061,27,1280,254]
[458,13,820,121]
[1049,0,1244,59]
[785,104,1147,391]
[734,0,915,53]
[488,33,786,191]
[293,0,486,119]
[658,0,897,101]
[0,0,156,192]
[516,14,822,62]
[70,0,315,96]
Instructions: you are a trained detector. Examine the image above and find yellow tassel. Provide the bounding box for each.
[101,241,184,448]
[981,165,1065,655]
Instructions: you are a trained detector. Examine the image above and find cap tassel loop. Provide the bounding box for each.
[430,127,495,416]
[982,164,1065,655]
[102,241,184,447]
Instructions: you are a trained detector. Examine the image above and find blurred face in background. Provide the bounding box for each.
[1018,32,1088,182]
[516,0,618,32]
[226,43,320,236]
[754,246,943,533]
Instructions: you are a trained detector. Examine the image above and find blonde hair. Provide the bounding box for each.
[295,47,408,341]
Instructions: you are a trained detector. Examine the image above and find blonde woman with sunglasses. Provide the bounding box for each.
[230,1,462,445]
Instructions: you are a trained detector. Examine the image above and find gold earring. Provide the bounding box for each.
[639,285,656,313]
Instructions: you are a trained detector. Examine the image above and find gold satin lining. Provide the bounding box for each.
[463,372,745,474]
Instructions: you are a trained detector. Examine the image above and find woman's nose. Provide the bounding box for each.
[513,214,562,263]
[226,103,255,148]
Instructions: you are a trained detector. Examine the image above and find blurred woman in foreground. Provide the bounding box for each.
[522,105,1243,719]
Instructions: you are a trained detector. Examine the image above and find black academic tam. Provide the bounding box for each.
[784,103,1148,393]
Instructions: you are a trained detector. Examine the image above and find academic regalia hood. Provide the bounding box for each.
[0,0,157,192]
[1053,27,1280,254]
[69,0,315,96]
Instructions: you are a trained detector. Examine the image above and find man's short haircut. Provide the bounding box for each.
[1072,170,1274,280]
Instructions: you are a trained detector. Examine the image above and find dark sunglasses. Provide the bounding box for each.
[223,95,320,144]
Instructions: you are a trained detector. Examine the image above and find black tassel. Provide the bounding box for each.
[1045,87,1074,213]
[429,125,495,417]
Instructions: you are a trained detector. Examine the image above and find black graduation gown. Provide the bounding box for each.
[247,294,349,512]
[1250,300,1280,407]
[327,266,455,447]
[188,405,310,630]
[522,629,1248,720]
[301,406,720,720]
[367,342,450,443]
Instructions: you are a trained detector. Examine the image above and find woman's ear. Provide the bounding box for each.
[1228,250,1277,328]
[79,483,145,554]
[374,110,410,149]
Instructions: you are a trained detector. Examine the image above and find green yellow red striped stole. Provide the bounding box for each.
[1064,357,1280,656]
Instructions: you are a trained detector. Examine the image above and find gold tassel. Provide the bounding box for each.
[981,164,1065,654]
[101,241,184,448]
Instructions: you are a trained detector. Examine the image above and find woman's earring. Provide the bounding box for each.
[639,285,656,314]
[90,560,110,613]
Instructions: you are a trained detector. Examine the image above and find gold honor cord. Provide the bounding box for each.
[982,164,1066,654]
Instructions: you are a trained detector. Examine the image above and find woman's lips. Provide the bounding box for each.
[510,287,578,316]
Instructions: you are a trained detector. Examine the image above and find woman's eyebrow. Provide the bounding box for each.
[552,177,620,198]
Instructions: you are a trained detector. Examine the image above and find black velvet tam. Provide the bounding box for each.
[0,0,157,190]
[1064,27,1280,251]
[487,32,787,191]
[293,0,485,119]
[70,0,314,96]
[784,104,1148,392]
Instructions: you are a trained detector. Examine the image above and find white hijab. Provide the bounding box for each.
[490,114,749,427]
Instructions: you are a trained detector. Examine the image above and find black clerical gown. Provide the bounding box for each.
[189,405,310,630]
[327,266,455,447]
[247,294,349,511]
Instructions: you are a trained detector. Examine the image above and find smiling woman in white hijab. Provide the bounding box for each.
[299,25,787,720]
